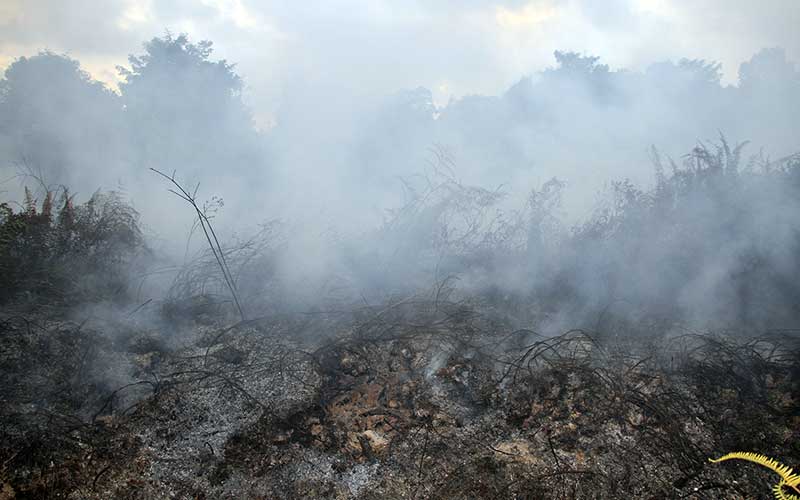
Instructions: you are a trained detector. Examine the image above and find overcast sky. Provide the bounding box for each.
[2,0,799,121]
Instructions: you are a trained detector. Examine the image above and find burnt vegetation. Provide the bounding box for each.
[1,141,798,499]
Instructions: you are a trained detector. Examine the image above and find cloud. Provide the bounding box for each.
[0,0,138,54]
[118,1,154,31]
[495,2,559,29]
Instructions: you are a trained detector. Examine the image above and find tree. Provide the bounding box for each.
[118,33,262,181]
[0,52,123,188]
[544,51,617,102]
[550,51,610,77]
[735,48,800,151]
[738,47,799,93]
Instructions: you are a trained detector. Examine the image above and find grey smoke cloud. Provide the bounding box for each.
[0,0,799,330]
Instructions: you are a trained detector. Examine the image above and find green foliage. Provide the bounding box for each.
[0,187,145,305]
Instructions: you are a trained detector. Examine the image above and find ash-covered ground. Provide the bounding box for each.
[1,289,798,499]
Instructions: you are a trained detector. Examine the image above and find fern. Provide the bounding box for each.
[709,452,800,500]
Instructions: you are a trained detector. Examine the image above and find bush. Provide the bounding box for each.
[0,186,146,305]
[560,140,800,331]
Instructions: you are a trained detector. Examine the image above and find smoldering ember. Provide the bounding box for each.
[1,3,799,499]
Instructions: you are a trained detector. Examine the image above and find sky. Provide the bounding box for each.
[1,0,798,123]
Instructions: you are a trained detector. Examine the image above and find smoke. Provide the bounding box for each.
[1,21,799,334]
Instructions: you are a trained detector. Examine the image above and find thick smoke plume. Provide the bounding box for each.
[0,33,798,333]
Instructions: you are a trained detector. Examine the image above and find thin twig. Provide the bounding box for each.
[151,168,246,321]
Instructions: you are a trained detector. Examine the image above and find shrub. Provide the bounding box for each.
[561,140,800,331]
[0,186,146,305]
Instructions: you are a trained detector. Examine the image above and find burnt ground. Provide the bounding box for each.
[1,298,799,499]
